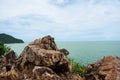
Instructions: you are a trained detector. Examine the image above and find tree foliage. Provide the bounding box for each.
[0,33,24,43]
[69,58,86,77]
[0,42,11,57]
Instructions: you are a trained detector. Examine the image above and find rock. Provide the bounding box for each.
[0,51,19,80]
[0,50,16,72]
[33,66,61,80]
[59,48,69,56]
[84,56,120,80]
[17,36,72,77]
[32,66,82,80]
[19,46,68,67]
[0,65,19,80]
[0,35,82,80]
[60,73,83,80]
[30,35,58,50]
[4,50,16,63]
[18,47,71,77]
[16,35,79,79]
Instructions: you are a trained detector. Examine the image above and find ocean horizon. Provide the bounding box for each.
[6,41,120,65]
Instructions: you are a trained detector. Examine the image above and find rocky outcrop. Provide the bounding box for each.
[1,35,119,80]
[84,56,120,80]
[29,35,58,50]
[0,35,82,80]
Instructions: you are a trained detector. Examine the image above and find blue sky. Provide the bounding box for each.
[0,0,120,41]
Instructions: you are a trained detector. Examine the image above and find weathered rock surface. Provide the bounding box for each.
[0,50,19,80]
[33,66,61,80]
[0,66,19,80]
[0,35,82,80]
[0,50,16,71]
[84,56,120,80]
[29,35,58,50]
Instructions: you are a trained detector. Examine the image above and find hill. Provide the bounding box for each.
[0,33,24,43]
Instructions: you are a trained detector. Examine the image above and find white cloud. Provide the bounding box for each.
[55,0,68,4]
[0,0,120,41]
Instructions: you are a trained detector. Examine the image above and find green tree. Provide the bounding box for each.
[0,42,11,57]
[69,58,86,77]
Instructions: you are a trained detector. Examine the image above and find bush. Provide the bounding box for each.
[0,42,11,57]
[69,58,86,77]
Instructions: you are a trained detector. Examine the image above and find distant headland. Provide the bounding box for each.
[0,33,24,43]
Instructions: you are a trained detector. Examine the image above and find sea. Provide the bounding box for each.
[6,41,120,65]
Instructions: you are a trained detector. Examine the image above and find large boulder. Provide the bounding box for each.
[15,35,82,80]
[17,46,72,77]
[29,35,58,50]
[84,56,120,80]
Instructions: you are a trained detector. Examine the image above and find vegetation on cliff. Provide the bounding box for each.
[0,33,24,43]
[0,42,11,57]
[69,58,86,77]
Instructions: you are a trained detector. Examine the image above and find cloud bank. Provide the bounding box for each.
[0,0,120,41]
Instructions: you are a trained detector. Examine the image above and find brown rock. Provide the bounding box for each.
[59,48,69,56]
[16,35,76,79]
[30,35,58,50]
[0,35,83,80]
[33,66,82,80]
[41,35,58,50]
[60,73,83,80]
[1,50,16,64]
[0,50,20,80]
[17,45,72,76]
[0,65,19,80]
[0,50,16,72]
[33,66,61,80]
[4,50,16,60]
[84,56,120,80]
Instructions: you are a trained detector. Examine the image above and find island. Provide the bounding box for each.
[0,33,24,43]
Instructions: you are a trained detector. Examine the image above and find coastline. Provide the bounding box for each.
[0,35,120,80]
[6,41,120,65]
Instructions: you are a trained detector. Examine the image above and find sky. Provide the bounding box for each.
[0,0,120,42]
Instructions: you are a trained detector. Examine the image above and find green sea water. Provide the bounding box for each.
[6,41,120,65]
